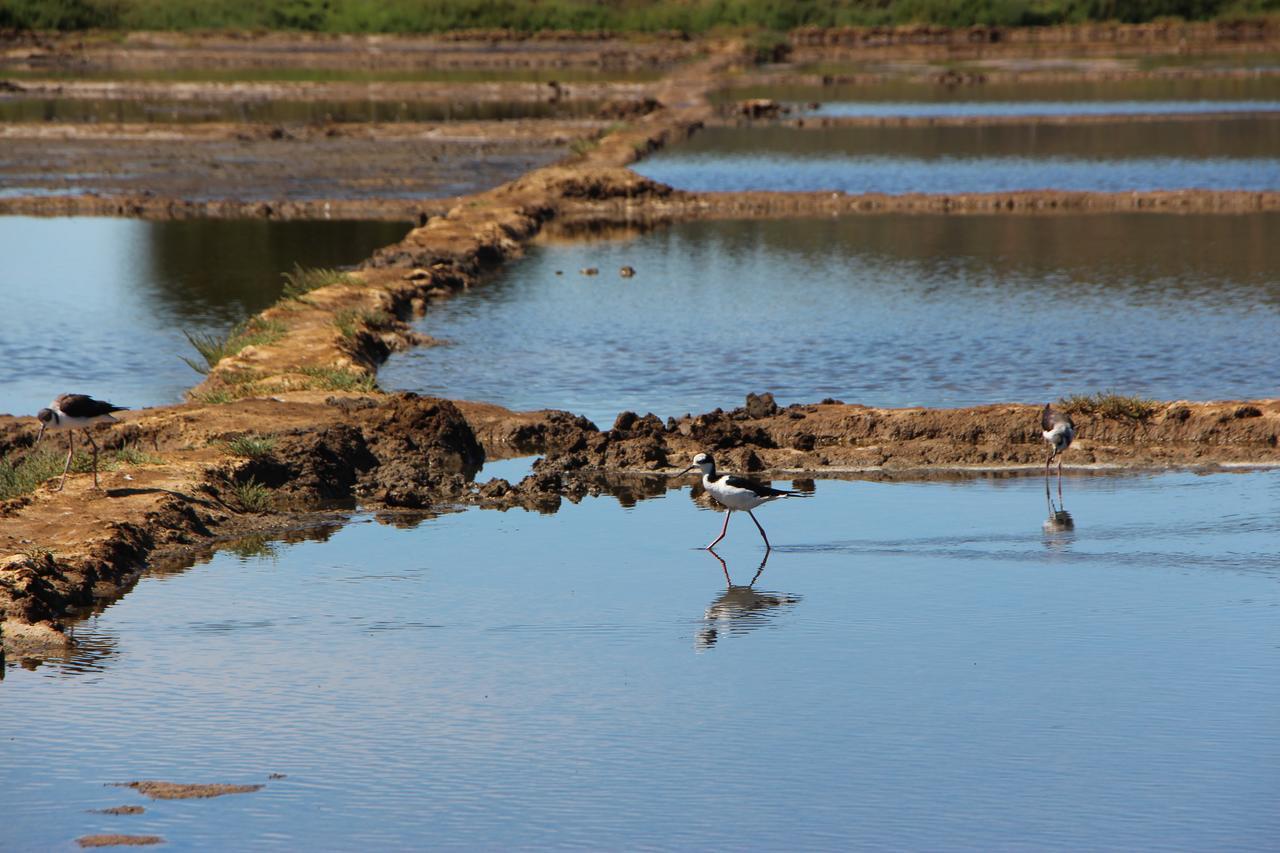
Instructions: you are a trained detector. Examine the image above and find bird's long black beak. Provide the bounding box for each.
[674,464,696,477]
[33,423,45,449]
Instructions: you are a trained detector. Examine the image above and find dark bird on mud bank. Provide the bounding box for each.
[1041,403,1076,495]
[34,394,127,491]
[674,452,807,550]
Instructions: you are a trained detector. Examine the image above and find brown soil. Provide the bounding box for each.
[120,780,263,799]
[90,806,147,815]
[4,31,1279,659]
[77,835,164,848]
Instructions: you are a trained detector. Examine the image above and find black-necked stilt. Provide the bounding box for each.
[1041,403,1075,498]
[34,394,127,491]
[675,452,806,550]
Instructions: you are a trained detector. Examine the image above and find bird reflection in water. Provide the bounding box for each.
[696,549,801,651]
[1042,476,1076,551]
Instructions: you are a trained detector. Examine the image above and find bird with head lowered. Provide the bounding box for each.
[35,394,127,491]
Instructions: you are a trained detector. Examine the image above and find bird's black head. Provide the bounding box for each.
[36,408,54,425]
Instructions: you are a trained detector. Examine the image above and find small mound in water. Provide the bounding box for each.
[89,806,146,815]
[77,835,164,848]
[119,780,263,800]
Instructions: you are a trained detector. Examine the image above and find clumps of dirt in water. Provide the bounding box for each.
[117,781,263,800]
[89,806,146,815]
[77,835,164,848]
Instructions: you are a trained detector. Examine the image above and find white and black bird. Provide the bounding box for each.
[34,394,127,491]
[674,452,806,550]
[1041,403,1076,489]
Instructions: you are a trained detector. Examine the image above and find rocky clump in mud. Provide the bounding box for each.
[528,394,1280,477]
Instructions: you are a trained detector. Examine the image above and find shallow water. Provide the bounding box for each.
[3,471,1278,850]
[634,121,1280,193]
[0,217,408,417]
[0,96,602,124]
[382,214,1280,426]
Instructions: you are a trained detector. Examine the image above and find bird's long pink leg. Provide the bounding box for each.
[747,510,772,551]
[57,432,75,491]
[1057,455,1064,503]
[706,510,731,550]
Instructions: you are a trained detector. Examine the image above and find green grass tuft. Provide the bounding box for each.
[182,317,287,374]
[297,366,378,392]
[111,444,163,466]
[281,263,357,301]
[223,434,278,458]
[1059,392,1161,421]
[335,308,396,341]
[230,477,274,513]
[190,388,239,405]
[0,450,92,499]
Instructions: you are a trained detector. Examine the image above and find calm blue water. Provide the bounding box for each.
[636,152,1280,193]
[3,471,1278,850]
[382,214,1280,426]
[0,217,408,417]
[809,99,1280,118]
[634,120,1280,194]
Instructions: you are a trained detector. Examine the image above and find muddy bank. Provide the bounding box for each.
[558,187,1280,222]
[4,391,1277,658]
[722,111,1280,130]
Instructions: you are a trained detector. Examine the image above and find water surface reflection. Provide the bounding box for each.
[0,216,408,416]
[383,214,1280,423]
[3,472,1276,849]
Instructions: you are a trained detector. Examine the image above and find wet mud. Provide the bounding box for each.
[4,29,1280,656]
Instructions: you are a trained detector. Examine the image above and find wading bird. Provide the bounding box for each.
[1041,403,1076,497]
[674,452,806,550]
[34,394,127,490]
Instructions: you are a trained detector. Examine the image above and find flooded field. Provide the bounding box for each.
[720,75,1280,111]
[634,121,1280,193]
[382,214,1280,425]
[4,471,1278,849]
[0,216,407,417]
[0,96,603,124]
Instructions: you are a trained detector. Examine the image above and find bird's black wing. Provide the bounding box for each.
[723,475,796,498]
[1040,404,1056,431]
[56,394,127,417]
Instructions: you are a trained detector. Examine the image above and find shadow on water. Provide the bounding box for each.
[696,549,801,652]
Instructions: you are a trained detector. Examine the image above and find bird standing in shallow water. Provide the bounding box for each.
[675,452,806,550]
[1041,403,1075,499]
[34,394,127,490]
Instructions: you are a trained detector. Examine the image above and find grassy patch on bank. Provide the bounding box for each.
[183,317,287,375]
[281,264,358,302]
[230,476,274,513]
[334,308,395,342]
[297,366,379,392]
[223,434,278,458]
[6,0,1277,34]
[1059,391,1161,420]
[0,450,90,499]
